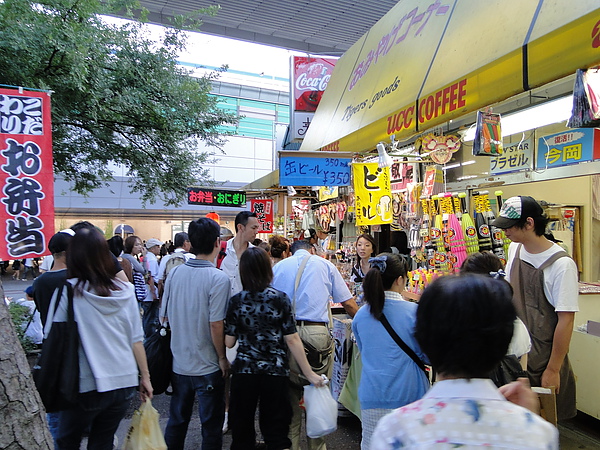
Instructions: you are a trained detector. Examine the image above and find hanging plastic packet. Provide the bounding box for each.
[473,110,503,156]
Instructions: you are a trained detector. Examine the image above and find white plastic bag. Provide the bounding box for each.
[303,377,338,438]
[122,399,167,450]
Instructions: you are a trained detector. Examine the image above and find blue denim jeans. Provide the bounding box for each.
[165,370,225,450]
[56,387,135,450]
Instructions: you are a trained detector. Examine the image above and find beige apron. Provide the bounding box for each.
[511,244,577,421]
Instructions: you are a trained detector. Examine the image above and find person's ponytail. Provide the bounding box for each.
[363,267,385,320]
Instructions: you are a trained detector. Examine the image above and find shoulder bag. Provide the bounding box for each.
[380,313,430,382]
[289,255,335,386]
[32,282,80,412]
[144,265,179,395]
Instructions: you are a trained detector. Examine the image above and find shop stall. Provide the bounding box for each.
[286,0,600,422]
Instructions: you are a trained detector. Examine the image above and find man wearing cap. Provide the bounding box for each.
[31,229,74,445]
[142,237,163,337]
[492,195,578,421]
[32,230,74,326]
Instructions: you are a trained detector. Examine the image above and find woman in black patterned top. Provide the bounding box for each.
[225,247,325,450]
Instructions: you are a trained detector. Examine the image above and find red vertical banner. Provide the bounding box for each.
[250,199,274,233]
[0,88,55,260]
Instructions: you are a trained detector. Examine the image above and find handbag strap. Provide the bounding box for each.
[380,313,427,375]
[292,254,312,317]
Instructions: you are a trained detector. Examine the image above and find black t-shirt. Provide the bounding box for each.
[225,287,297,376]
[31,269,68,326]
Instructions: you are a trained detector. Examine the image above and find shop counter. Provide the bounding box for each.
[570,289,600,420]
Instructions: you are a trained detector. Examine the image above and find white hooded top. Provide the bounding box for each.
[44,278,144,393]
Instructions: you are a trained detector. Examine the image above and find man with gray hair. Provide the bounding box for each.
[272,239,358,450]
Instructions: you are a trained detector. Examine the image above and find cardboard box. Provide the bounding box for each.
[587,320,600,337]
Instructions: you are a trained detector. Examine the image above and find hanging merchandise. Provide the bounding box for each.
[443,193,468,269]
[473,110,503,156]
[479,191,507,265]
[422,165,444,197]
[567,68,600,128]
[458,193,480,255]
[421,133,461,164]
[495,191,512,257]
[420,198,435,269]
[431,195,448,271]
[473,193,493,251]
[352,163,393,226]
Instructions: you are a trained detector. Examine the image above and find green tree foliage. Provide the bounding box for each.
[0,0,238,205]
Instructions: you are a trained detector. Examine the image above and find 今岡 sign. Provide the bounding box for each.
[0,88,55,260]
[187,188,247,208]
[536,129,600,169]
[250,199,273,233]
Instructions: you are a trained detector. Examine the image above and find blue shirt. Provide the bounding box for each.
[352,291,429,409]
[272,250,352,322]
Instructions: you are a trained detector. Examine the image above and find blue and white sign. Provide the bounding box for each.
[490,138,533,174]
[280,156,351,186]
[536,128,600,169]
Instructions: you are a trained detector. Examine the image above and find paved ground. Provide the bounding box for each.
[4,271,600,449]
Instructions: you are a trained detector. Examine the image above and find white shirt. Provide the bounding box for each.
[371,378,558,449]
[144,252,160,300]
[272,249,352,322]
[221,238,254,297]
[505,242,579,312]
[40,255,54,272]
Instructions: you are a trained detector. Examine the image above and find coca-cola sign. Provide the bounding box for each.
[292,56,336,112]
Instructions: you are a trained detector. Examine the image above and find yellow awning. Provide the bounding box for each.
[300,0,600,153]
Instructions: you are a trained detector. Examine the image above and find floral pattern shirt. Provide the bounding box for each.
[225,286,297,376]
[371,378,558,449]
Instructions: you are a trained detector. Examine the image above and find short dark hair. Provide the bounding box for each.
[106,235,124,257]
[67,228,118,296]
[291,239,312,254]
[415,274,515,378]
[123,235,140,254]
[460,251,503,275]
[363,253,408,320]
[239,247,273,292]
[70,221,97,232]
[48,232,73,255]
[188,218,220,255]
[512,215,549,236]
[174,232,189,248]
[234,211,257,233]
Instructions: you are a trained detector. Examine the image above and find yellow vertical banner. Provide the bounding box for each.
[352,163,393,226]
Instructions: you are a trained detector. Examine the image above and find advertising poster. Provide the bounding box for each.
[352,162,392,226]
[491,138,533,174]
[250,199,273,233]
[0,88,55,259]
[536,128,600,169]
[290,56,336,141]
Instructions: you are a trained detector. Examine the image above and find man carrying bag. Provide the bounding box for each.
[273,240,358,450]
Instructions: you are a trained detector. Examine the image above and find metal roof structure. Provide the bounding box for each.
[137,0,399,54]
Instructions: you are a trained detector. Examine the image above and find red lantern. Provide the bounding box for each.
[206,212,220,223]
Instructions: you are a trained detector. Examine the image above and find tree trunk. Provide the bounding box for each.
[0,280,53,449]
